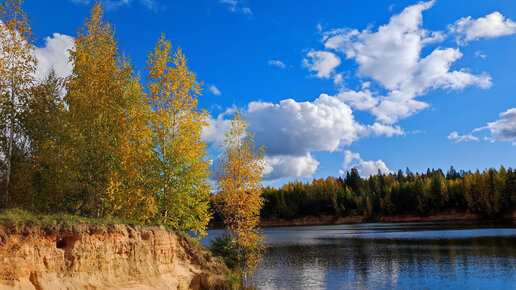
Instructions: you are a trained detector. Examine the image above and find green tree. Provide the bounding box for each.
[0,0,36,208]
[16,71,67,211]
[64,2,154,219]
[146,34,211,235]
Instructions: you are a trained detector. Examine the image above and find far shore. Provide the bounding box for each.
[209,210,516,229]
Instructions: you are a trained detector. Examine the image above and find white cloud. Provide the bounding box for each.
[0,20,74,82]
[203,91,406,180]
[342,150,392,177]
[333,73,344,86]
[321,0,491,124]
[69,0,161,12]
[219,0,252,16]
[343,150,361,168]
[475,50,486,59]
[356,159,392,177]
[474,108,516,143]
[263,154,319,181]
[366,122,405,137]
[450,12,516,42]
[336,89,378,111]
[241,7,252,15]
[447,131,479,143]
[202,108,234,148]
[246,94,363,156]
[34,33,75,81]
[209,1,515,180]
[268,59,286,69]
[209,84,222,96]
[303,50,341,79]
[105,0,132,10]
[449,108,516,145]
[204,106,323,181]
[316,23,323,33]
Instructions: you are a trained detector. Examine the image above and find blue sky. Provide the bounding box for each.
[24,0,516,187]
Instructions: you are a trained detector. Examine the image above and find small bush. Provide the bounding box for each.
[210,233,239,270]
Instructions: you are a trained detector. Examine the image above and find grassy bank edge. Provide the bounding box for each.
[0,208,242,288]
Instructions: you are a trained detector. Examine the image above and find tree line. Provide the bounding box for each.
[0,1,211,235]
[261,166,516,220]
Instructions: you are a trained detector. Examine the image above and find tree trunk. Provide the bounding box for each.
[4,80,15,209]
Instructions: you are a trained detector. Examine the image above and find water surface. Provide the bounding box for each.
[202,220,516,289]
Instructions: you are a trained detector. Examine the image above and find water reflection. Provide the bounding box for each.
[202,221,516,289]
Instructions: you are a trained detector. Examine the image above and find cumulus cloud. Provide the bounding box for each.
[336,89,378,111]
[202,90,408,180]
[474,108,516,143]
[202,108,234,148]
[303,50,341,79]
[208,1,514,180]
[320,0,491,124]
[333,73,344,85]
[448,108,516,145]
[203,94,366,180]
[366,122,405,137]
[447,131,479,143]
[209,84,222,96]
[343,150,361,168]
[246,94,363,156]
[203,106,323,181]
[342,150,392,177]
[268,59,286,69]
[34,33,75,81]
[450,12,516,42]
[219,0,252,16]
[263,154,319,181]
[0,20,74,82]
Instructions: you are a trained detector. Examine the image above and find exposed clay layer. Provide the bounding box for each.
[0,223,229,290]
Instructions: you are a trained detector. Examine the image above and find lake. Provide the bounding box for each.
[201,221,516,289]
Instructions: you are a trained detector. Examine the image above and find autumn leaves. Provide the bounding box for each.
[215,111,266,275]
[1,0,265,275]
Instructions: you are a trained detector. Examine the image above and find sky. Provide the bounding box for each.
[22,0,516,187]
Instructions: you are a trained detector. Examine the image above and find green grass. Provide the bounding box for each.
[0,208,149,231]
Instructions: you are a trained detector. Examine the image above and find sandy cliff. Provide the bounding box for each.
[0,223,229,289]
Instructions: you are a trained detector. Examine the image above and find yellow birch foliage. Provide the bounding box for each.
[0,0,36,208]
[146,34,211,235]
[65,2,154,220]
[216,111,266,275]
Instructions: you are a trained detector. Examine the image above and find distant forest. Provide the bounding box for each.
[260,166,516,220]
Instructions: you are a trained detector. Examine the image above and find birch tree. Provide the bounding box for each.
[216,111,266,276]
[146,34,211,235]
[0,0,36,208]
